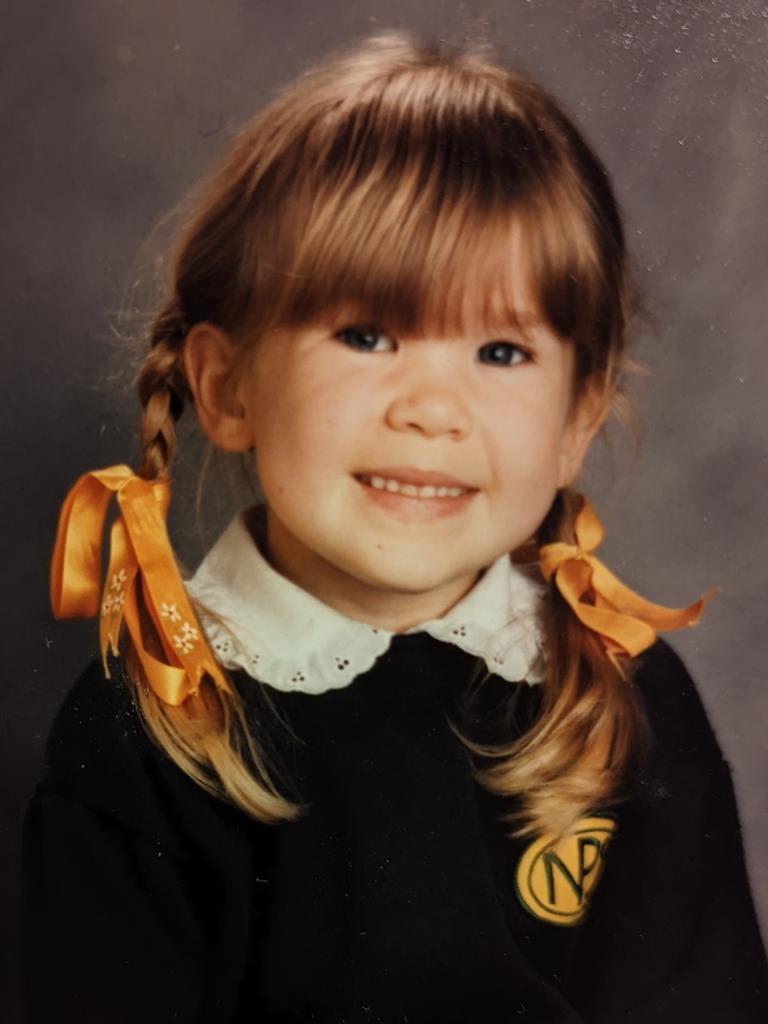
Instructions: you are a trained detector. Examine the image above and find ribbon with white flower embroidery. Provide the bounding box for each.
[50,464,230,705]
[538,496,717,658]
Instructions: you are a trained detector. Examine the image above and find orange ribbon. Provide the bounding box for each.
[539,496,717,658]
[50,465,230,706]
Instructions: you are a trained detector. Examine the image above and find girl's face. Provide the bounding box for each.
[188,234,605,631]
[221,281,603,632]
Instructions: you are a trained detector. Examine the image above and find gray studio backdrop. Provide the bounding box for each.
[2,0,766,1017]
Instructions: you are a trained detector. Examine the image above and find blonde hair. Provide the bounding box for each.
[128,30,650,841]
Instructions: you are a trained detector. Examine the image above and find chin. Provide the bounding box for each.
[353,552,478,597]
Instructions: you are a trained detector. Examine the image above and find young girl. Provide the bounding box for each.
[25,30,767,1024]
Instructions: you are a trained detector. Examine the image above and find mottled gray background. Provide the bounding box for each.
[2,0,766,1017]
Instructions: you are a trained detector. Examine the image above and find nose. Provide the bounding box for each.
[384,367,473,440]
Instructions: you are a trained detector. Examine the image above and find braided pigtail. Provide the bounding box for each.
[122,298,301,824]
[135,298,190,480]
[463,488,651,843]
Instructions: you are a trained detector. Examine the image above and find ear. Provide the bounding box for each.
[557,380,611,488]
[182,323,253,452]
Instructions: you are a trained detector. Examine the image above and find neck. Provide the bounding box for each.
[260,510,482,633]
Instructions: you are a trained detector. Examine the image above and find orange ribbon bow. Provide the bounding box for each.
[50,464,230,706]
[538,496,717,658]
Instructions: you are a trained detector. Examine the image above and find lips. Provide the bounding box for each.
[356,468,479,507]
[355,466,476,489]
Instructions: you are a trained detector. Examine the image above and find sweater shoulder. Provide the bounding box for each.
[36,657,240,855]
[630,638,724,765]
[43,656,155,790]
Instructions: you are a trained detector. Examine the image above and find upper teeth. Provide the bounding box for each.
[363,475,468,498]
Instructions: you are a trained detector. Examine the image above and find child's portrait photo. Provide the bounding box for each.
[2,2,767,1021]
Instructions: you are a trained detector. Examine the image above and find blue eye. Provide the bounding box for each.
[335,326,395,352]
[477,341,531,366]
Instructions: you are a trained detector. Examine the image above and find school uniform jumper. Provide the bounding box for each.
[23,508,768,1023]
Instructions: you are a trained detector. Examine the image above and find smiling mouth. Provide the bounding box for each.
[354,473,476,500]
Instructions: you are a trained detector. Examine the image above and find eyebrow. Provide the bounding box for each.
[459,313,545,338]
[482,314,543,334]
[512,312,543,327]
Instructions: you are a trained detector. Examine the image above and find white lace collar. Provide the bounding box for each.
[184,506,547,695]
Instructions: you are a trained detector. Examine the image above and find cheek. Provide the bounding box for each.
[250,373,358,486]
[489,408,567,489]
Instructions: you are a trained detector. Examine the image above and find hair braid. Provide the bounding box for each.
[126,300,302,824]
[459,488,652,842]
[135,299,190,479]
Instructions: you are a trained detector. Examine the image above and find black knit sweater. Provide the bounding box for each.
[22,635,768,1022]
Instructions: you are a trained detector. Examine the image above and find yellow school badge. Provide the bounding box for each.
[515,815,617,926]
